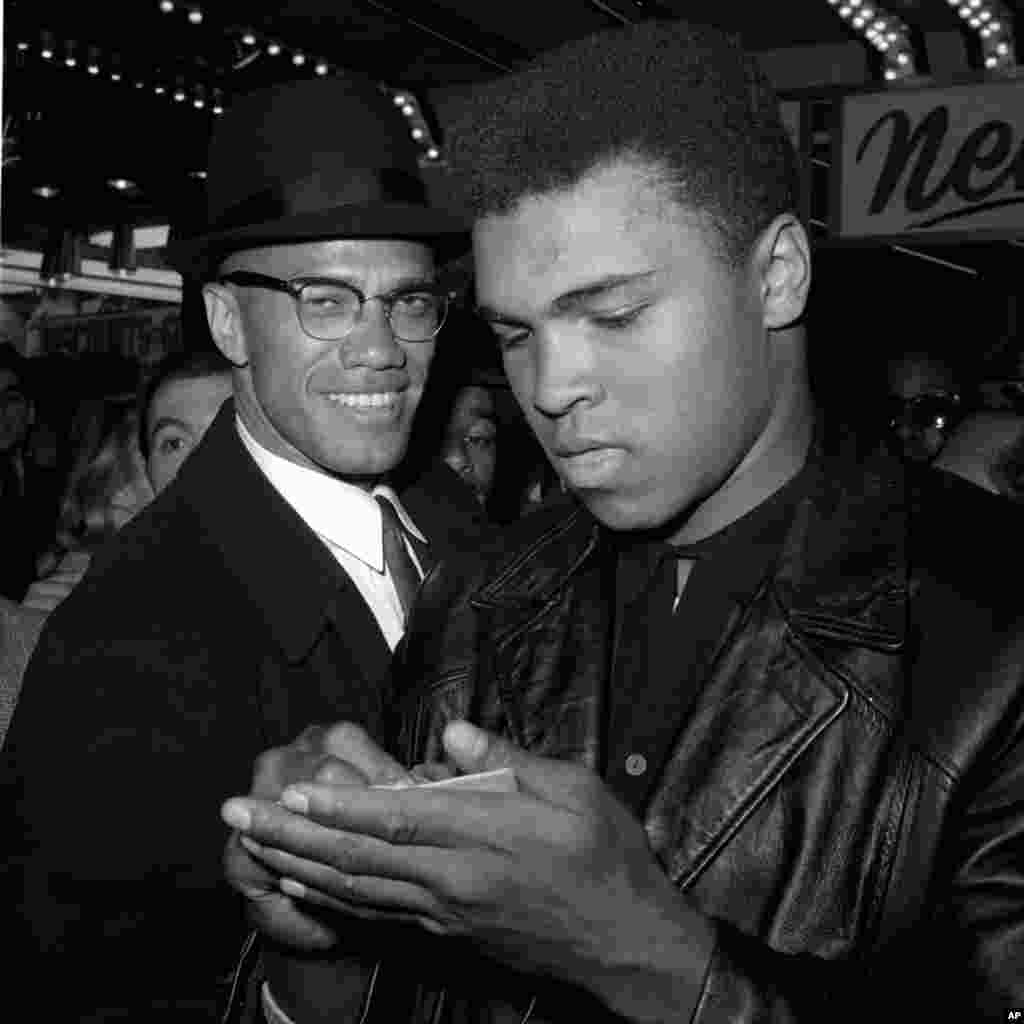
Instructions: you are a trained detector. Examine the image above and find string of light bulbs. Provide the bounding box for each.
[156,0,446,163]
[945,0,1018,72]
[14,7,446,167]
[824,0,921,81]
[15,30,225,115]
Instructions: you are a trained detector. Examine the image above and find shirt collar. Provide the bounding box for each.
[615,432,814,610]
[236,415,426,573]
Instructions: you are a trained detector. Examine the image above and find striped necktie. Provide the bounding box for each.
[375,494,422,619]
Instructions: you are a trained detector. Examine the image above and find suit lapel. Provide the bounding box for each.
[176,403,392,671]
[323,575,393,688]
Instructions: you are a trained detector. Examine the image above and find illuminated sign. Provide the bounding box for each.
[834,78,1024,242]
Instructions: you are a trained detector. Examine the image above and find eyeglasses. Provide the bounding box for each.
[218,271,452,343]
[887,391,962,434]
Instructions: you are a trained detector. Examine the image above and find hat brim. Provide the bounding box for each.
[167,201,470,276]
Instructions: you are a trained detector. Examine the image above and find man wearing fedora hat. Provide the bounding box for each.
[0,72,479,1021]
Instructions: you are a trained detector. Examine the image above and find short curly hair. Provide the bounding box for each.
[446,18,799,266]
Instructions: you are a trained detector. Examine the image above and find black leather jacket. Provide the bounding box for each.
[245,428,1024,1023]
[386,427,1024,1022]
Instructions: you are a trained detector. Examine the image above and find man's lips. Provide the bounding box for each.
[550,438,620,458]
[551,441,628,488]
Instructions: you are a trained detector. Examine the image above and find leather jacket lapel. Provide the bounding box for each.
[645,436,913,888]
[646,586,849,888]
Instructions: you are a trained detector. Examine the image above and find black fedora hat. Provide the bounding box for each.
[167,72,468,276]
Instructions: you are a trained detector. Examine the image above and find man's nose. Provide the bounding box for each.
[340,301,407,369]
[531,332,601,418]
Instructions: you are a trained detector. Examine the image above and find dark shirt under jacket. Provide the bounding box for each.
[605,464,811,814]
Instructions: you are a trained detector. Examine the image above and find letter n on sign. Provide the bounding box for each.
[832,78,1024,244]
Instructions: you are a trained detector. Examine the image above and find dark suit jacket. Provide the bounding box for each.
[0,402,485,1021]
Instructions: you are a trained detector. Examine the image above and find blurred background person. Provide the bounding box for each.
[441,380,498,509]
[884,349,965,464]
[0,348,62,601]
[23,399,153,614]
[22,351,234,614]
[138,349,234,495]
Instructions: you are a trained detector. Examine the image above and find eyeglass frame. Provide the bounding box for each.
[217,270,454,343]
[886,389,963,432]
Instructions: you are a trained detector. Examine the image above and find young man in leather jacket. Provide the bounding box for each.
[221,18,1024,1022]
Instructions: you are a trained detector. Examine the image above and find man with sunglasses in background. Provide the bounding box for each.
[0,74,476,1021]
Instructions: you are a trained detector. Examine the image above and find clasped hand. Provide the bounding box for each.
[222,720,712,999]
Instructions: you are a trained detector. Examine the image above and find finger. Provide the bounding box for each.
[252,746,331,800]
[223,831,279,898]
[281,874,451,928]
[280,782,552,851]
[408,761,454,784]
[441,721,589,805]
[243,838,443,922]
[313,756,375,787]
[223,834,338,949]
[320,722,411,786]
[280,878,446,934]
[225,796,454,884]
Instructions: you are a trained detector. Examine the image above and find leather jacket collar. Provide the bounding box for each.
[467,422,910,663]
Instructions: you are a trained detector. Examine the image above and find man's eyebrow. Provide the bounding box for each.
[477,271,657,322]
[297,273,438,292]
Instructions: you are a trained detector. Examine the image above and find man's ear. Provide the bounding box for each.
[755,215,811,331]
[203,283,248,367]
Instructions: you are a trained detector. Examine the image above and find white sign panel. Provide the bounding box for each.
[835,78,1024,242]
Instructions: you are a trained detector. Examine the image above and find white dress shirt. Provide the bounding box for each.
[236,417,427,651]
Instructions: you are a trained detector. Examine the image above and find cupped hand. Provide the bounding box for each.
[225,721,714,1007]
[222,720,418,952]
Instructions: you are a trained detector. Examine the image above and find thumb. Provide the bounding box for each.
[442,720,583,802]
[442,720,511,774]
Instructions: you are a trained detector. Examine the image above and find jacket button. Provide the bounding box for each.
[625,753,647,776]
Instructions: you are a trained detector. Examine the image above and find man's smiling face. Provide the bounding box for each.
[210,238,437,484]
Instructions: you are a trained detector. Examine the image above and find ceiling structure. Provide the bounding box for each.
[0,0,1021,332]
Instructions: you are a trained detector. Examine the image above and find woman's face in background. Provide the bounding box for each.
[145,372,233,494]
